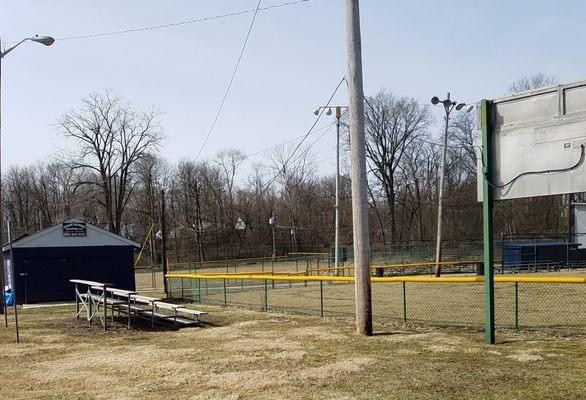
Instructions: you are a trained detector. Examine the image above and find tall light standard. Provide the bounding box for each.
[430,93,473,277]
[269,212,276,260]
[0,35,55,316]
[313,105,348,270]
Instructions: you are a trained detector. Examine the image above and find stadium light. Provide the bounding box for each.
[430,93,471,278]
[312,105,348,271]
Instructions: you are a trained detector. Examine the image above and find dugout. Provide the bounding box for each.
[501,242,584,271]
[2,218,140,304]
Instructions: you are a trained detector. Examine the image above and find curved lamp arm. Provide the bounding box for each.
[1,35,55,59]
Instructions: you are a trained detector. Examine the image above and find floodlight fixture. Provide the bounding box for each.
[313,108,320,116]
[326,108,332,116]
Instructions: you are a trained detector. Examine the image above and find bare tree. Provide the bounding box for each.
[58,91,163,233]
[363,90,432,243]
[508,72,557,94]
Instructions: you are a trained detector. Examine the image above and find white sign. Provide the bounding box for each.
[235,217,246,231]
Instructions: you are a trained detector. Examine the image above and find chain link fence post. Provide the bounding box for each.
[197,278,201,304]
[223,279,227,307]
[515,282,519,333]
[264,279,268,311]
[402,281,407,322]
[320,280,324,317]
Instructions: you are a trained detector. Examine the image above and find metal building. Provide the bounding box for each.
[3,218,140,304]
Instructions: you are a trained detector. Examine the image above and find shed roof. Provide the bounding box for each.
[3,218,140,250]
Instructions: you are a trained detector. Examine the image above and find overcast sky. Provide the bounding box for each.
[2,0,586,178]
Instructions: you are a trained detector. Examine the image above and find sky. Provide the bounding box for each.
[2,0,586,179]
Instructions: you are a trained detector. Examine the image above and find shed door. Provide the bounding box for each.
[18,258,74,303]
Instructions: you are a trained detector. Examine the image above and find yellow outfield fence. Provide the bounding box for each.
[166,273,586,284]
[306,260,505,276]
[166,272,586,333]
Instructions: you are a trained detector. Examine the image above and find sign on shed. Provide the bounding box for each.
[62,221,87,237]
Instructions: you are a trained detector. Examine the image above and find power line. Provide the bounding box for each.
[194,0,263,163]
[259,75,347,194]
[241,122,334,160]
[204,122,335,170]
[42,0,311,42]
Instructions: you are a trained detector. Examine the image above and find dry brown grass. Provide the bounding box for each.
[1,301,585,400]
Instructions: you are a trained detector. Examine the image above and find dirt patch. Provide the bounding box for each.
[506,350,545,362]
[428,344,457,353]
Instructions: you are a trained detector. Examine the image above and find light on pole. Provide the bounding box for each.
[0,34,54,318]
[430,93,473,277]
[313,105,348,271]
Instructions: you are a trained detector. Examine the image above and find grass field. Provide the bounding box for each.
[1,300,585,400]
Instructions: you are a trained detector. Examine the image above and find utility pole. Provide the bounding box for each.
[346,0,372,336]
[160,189,168,297]
[0,38,4,316]
[0,34,54,316]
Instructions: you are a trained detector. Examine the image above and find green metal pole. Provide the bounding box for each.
[320,280,324,317]
[223,279,227,307]
[181,277,184,300]
[514,282,519,333]
[264,279,268,311]
[481,99,496,344]
[198,278,201,304]
[402,281,407,322]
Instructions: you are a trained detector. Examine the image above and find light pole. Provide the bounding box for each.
[430,93,473,277]
[0,35,54,316]
[269,212,276,260]
[313,105,348,270]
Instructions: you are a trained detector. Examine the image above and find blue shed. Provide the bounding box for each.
[3,218,140,304]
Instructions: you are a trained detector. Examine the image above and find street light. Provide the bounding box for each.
[0,35,54,316]
[430,92,473,277]
[313,105,348,271]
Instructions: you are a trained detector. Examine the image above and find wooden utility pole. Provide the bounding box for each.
[346,0,372,335]
[161,189,168,297]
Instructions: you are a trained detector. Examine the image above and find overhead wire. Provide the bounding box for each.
[194,0,263,163]
[257,75,347,195]
[21,0,311,43]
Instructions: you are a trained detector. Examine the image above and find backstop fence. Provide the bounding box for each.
[166,274,586,334]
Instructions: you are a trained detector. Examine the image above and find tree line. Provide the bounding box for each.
[2,74,567,262]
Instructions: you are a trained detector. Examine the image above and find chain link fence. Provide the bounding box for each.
[168,274,586,333]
